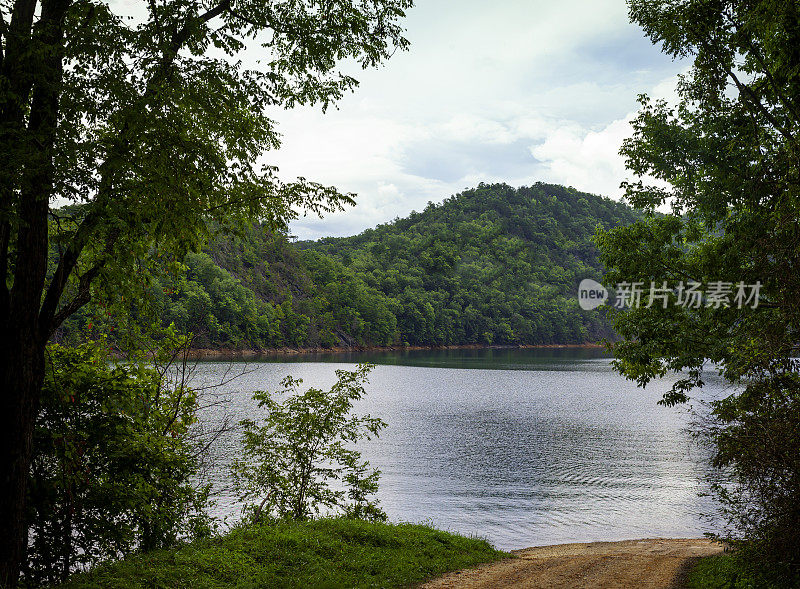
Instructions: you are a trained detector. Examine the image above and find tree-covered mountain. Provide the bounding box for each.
[298,182,636,346]
[58,183,637,349]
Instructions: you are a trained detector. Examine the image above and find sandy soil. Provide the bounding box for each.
[419,538,724,589]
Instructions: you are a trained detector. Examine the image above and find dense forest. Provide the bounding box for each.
[57,183,637,349]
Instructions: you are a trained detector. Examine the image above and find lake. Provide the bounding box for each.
[191,348,727,551]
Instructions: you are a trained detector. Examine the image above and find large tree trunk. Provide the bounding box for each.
[0,339,45,586]
[0,0,70,583]
[0,139,50,587]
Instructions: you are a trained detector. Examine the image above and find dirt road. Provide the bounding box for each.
[419,538,723,589]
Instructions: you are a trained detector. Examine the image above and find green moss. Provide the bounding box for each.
[60,518,508,589]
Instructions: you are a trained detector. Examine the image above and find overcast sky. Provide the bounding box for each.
[264,0,686,239]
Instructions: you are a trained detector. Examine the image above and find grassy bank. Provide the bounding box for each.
[687,553,799,589]
[686,554,754,589]
[60,518,508,589]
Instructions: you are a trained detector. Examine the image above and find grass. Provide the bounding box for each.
[686,553,798,589]
[60,518,509,589]
[686,554,756,589]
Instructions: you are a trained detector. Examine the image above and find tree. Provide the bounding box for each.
[596,0,799,578]
[0,0,411,582]
[26,335,213,586]
[231,364,386,522]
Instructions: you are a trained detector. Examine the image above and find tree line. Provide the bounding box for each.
[56,183,637,350]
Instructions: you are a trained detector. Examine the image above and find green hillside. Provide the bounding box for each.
[58,183,636,349]
[298,182,636,346]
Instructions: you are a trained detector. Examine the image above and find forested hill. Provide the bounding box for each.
[59,183,637,349]
[297,182,636,346]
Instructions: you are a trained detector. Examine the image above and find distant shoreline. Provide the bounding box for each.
[185,342,607,360]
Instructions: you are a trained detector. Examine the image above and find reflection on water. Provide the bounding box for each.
[217,346,612,370]
[193,349,724,551]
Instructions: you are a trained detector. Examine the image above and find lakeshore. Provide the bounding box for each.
[185,342,608,360]
[420,538,724,589]
[58,522,725,589]
[195,350,717,549]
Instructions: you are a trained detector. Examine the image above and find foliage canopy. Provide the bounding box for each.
[26,336,213,586]
[596,0,800,578]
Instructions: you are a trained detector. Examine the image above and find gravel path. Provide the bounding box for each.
[419,538,723,589]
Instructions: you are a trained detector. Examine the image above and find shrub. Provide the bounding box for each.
[231,364,386,522]
[24,338,213,586]
[700,373,800,585]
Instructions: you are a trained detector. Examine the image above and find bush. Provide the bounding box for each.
[687,553,794,589]
[231,364,386,522]
[24,339,213,586]
[700,373,800,585]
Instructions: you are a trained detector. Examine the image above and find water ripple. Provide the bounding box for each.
[193,352,724,551]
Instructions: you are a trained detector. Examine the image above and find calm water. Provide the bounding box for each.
[192,348,728,551]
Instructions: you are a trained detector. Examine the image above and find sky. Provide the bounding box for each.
[268,1,687,239]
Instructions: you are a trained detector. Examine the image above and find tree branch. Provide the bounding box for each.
[47,263,104,335]
[39,0,216,333]
[728,69,796,145]
[38,208,102,334]
[723,9,800,129]
[171,0,231,51]
[0,0,37,115]
[10,0,72,338]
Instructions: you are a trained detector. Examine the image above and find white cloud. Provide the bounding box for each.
[270,2,688,239]
[438,114,517,145]
[527,70,687,199]
[530,117,633,198]
[105,1,689,239]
